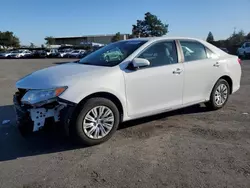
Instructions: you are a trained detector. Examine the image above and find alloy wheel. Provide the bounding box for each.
[83,106,114,139]
[214,83,228,106]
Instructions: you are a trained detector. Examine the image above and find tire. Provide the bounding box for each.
[70,97,120,146]
[244,52,249,60]
[205,79,230,110]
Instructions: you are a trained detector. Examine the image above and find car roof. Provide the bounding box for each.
[126,36,204,42]
[126,36,228,57]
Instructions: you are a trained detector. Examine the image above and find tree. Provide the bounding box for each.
[132,12,169,37]
[228,30,245,45]
[246,32,250,40]
[45,36,55,46]
[206,32,214,43]
[41,44,45,48]
[0,31,20,48]
[111,32,121,42]
[30,42,35,48]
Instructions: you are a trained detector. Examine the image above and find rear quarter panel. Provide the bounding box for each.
[225,55,241,93]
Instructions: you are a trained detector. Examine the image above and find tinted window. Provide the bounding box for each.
[138,41,178,67]
[180,41,207,62]
[245,43,250,47]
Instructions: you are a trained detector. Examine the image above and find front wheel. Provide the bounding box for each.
[70,98,120,146]
[205,79,230,110]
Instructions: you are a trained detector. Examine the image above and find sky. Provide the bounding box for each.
[1,0,250,45]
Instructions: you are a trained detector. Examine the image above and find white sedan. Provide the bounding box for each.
[14,37,241,146]
[10,50,32,58]
[68,50,86,58]
[0,51,14,58]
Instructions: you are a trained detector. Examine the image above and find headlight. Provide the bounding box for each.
[21,87,67,106]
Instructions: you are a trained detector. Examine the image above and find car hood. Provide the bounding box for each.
[16,62,110,89]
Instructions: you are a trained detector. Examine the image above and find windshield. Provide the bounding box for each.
[246,43,250,47]
[78,40,147,66]
[72,50,79,53]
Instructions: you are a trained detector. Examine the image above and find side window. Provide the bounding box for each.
[138,41,178,67]
[180,41,207,62]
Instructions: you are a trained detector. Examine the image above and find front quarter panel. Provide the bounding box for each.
[59,66,127,117]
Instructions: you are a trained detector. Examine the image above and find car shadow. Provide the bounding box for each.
[119,104,210,129]
[0,104,210,162]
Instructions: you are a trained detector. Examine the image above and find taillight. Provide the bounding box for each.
[238,58,241,65]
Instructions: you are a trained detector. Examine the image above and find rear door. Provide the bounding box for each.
[178,40,224,105]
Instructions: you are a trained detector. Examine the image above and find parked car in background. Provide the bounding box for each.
[46,49,59,57]
[237,42,250,59]
[9,50,32,58]
[58,49,73,58]
[31,50,48,58]
[68,50,86,58]
[219,47,229,53]
[14,37,241,146]
[78,50,93,58]
[0,50,14,58]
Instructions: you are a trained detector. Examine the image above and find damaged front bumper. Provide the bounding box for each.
[13,90,76,135]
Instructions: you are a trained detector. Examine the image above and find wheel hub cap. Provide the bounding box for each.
[83,106,114,139]
[214,83,228,106]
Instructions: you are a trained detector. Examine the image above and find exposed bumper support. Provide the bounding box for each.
[29,105,65,131]
[13,93,76,135]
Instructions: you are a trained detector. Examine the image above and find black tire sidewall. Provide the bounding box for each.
[210,79,230,109]
[71,98,120,146]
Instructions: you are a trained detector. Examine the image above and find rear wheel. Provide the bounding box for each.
[205,79,230,110]
[70,98,120,146]
[244,52,249,60]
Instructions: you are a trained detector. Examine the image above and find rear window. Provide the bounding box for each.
[180,41,207,62]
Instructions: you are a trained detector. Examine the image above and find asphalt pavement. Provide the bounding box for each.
[0,59,249,188]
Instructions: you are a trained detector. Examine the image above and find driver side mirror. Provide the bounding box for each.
[132,58,150,68]
[126,58,150,70]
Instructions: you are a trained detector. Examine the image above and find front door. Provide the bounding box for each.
[123,40,184,118]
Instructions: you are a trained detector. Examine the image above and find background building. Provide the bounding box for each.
[52,34,130,46]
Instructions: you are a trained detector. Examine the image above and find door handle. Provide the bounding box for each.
[173,68,182,74]
[213,62,220,67]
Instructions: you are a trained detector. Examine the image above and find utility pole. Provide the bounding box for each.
[233,27,237,34]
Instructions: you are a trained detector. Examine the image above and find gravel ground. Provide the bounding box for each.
[0,59,249,188]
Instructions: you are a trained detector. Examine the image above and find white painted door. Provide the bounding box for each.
[123,41,184,117]
[179,40,224,105]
